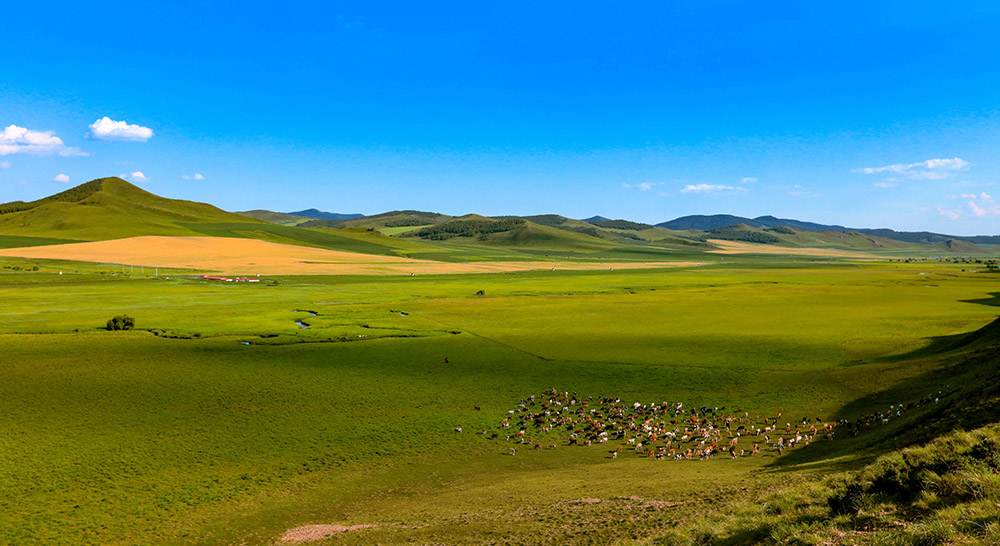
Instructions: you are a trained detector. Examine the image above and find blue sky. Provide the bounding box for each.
[2,1,999,234]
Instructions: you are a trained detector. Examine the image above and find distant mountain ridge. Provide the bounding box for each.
[658,214,1000,245]
[1,179,995,255]
[286,209,363,221]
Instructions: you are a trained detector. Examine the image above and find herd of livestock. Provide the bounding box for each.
[478,387,953,460]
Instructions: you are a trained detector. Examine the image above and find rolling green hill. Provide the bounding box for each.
[313,210,452,230]
[0,178,262,240]
[933,238,990,255]
[402,216,619,251]
[0,179,429,257]
[234,209,311,226]
[3,178,994,260]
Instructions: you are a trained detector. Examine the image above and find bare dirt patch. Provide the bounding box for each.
[568,497,603,504]
[278,524,377,543]
[706,239,881,258]
[0,236,701,275]
[627,496,687,509]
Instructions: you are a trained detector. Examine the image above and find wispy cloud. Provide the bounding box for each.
[53,173,70,183]
[937,207,961,220]
[622,181,662,191]
[680,183,745,194]
[789,190,822,198]
[740,177,758,184]
[87,117,154,142]
[853,158,969,181]
[130,171,149,182]
[0,160,9,169]
[968,192,1000,217]
[181,173,205,180]
[874,181,898,188]
[938,192,1000,220]
[0,125,87,156]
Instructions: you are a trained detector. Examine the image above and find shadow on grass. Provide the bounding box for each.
[874,315,1000,363]
[769,317,1000,472]
[709,525,771,546]
[960,291,1000,308]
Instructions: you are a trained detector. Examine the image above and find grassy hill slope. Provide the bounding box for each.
[0,178,262,240]
[641,316,1000,546]
[0,179,427,257]
[234,209,310,226]
[304,210,452,230]
[403,217,619,251]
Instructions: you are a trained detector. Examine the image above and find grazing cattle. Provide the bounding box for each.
[488,388,936,466]
[454,427,462,433]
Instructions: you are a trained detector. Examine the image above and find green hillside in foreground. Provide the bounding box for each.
[0,178,262,240]
[650,317,1000,546]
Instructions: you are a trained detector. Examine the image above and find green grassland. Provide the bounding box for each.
[1,258,999,545]
[1,178,998,544]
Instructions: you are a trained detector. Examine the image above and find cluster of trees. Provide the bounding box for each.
[704,226,781,244]
[765,226,796,235]
[384,217,431,228]
[106,315,136,331]
[0,179,104,215]
[567,225,602,238]
[0,201,33,215]
[593,219,653,231]
[411,219,525,240]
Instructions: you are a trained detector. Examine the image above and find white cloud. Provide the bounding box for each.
[740,177,758,184]
[0,160,9,169]
[181,173,205,180]
[853,158,970,180]
[960,193,977,199]
[875,181,898,188]
[680,183,744,194]
[0,124,87,156]
[87,117,154,142]
[622,181,662,191]
[130,171,149,182]
[937,207,962,220]
[53,173,70,183]
[968,192,1000,217]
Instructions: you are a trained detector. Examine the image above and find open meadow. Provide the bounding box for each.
[8,3,1000,543]
[1,255,998,545]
